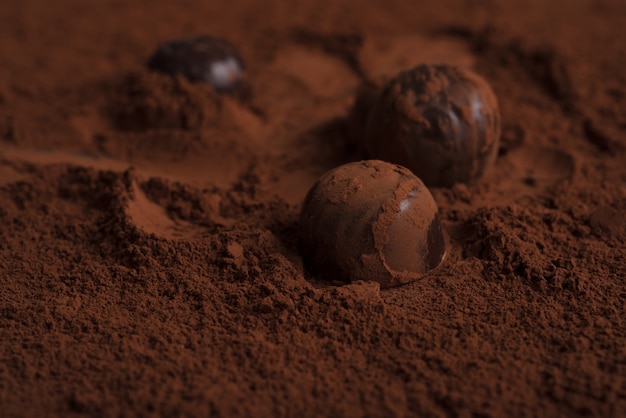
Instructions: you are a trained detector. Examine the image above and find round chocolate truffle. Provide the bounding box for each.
[147,35,249,97]
[364,64,501,187]
[298,160,446,288]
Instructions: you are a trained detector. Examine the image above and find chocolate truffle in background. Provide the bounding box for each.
[147,35,250,99]
[298,160,446,289]
[364,64,501,188]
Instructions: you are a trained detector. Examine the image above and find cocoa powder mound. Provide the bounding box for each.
[1,0,626,417]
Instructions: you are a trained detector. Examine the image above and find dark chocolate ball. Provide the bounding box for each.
[147,36,249,97]
[364,64,501,187]
[298,160,446,288]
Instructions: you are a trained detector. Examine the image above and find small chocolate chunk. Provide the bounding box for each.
[298,160,446,288]
[147,35,249,97]
[364,64,501,187]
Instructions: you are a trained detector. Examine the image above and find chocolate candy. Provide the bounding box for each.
[147,35,249,97]
[364,64,501,187]
[298,160,446,288]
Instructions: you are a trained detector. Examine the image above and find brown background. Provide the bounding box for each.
[1,0,625,416]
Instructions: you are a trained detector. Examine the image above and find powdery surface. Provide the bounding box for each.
[298,161,445,288]
[1,0,625,417]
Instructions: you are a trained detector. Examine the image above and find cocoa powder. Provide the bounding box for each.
[1,0,625,417]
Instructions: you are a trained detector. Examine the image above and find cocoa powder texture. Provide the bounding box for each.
[1,0,626,417]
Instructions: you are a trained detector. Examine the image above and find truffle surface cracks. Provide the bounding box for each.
[298,160,445,288]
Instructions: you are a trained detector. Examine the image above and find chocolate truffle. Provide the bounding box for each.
[364,64,501,187]
[147,35,249,97]
[298,160,446,288]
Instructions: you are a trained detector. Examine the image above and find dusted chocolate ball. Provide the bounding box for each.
[364,64,501,187]
[147,35,249,97]
[298,160,446,288]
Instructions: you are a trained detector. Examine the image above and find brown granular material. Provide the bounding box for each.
[1,0,626,417]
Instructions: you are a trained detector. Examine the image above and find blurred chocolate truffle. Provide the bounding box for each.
[364,64,501,187]
[147,35,250,98]
[298,160,446,288]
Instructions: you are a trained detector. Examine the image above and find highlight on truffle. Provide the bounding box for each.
[298,160,446,288]
[147,35,249,97]
[364,64,501,188]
